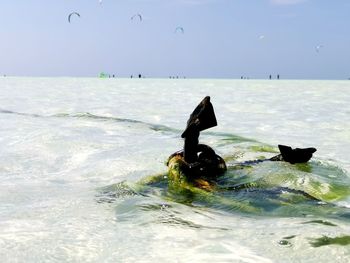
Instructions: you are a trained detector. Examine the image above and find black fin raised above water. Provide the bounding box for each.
[181,96,217,138]
[272,145,317,164]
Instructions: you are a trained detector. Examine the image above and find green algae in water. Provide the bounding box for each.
[106,141,350,220]
[278,239,292,247]
[301,220,338,227]
[96,181,139,203]
[307,180,350,202]
[283,235,297,240]
[224,151,245,162]
[310,235,350,247]
[218,134,257,144]
[249,145,279,153]
[278,235,296,247]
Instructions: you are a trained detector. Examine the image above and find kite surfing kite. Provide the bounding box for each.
[175,27,185,34]
[131,14,142,22]
[315,45,323,53]
[68,12,80,23]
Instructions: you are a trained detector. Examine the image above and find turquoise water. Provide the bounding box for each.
[0,78,350,262]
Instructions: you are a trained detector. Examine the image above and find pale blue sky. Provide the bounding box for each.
[0,0,349,79]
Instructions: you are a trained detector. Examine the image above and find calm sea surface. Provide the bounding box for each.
[0,77,350,262]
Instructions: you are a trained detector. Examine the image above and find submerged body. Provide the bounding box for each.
[162,148,350,217]
[131,96,348,217]
[167,96,318,193]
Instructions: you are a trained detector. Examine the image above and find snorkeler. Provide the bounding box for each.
[167,96,317,181]
[168,96,227,180]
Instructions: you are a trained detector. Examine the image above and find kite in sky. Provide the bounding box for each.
[68,12,80,23]
[131,14,142,22]
[175,27,185,34]
[315,45,323,53]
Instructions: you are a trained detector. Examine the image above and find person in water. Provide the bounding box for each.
[167,96,317,185]
[167,97,227,182]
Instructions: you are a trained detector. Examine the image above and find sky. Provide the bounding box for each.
[0,0,349,79]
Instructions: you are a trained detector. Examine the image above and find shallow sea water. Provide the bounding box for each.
[0,77,350,262]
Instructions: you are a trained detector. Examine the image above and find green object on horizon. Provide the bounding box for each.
[99,72,109,78]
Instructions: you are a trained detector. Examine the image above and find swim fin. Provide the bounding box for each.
[270,145,317,164]
[181,96,217,138]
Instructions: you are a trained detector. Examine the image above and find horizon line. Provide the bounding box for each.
[1,75,349,81]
